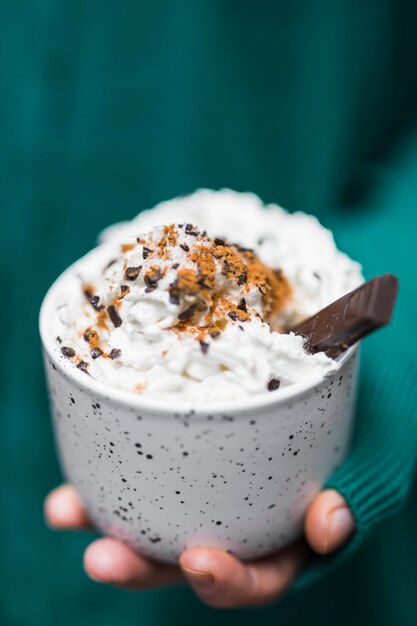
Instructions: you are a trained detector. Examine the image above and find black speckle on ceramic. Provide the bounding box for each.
[43,350,359,564]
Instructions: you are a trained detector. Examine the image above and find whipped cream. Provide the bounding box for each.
[55,189,362,402]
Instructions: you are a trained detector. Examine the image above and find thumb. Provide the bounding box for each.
[305,489,355,555]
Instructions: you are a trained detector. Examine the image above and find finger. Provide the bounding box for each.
[84,537,181,590]
[44,484,92,531]
[305,489,355,555]
[179,543,305,609]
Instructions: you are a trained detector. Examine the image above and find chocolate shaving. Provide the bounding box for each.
[237,297,247,312]
[237,273,247,285]
[144,268,163,288]
[214,237,226,245]
[180,244,190,252]
[185,223,199,236]
[119,285,130,298]
[142,247,153,259]
[178,304,197,320]
[125,266,142,281]
[61,346,75,358]
[83,328,97,342]
[91,347,103,359]
[77,360,89,374]
[90,295,104,311]
[235,244,254,254]
[267,378,281,391]
[222,259,232,276]
[199,340,209,355]
[109,348,121,360]
[107,305,122,328]
[228,311,238,321]
[168,284,180,305]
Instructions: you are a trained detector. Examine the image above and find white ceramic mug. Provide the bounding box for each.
[40,261,359,564]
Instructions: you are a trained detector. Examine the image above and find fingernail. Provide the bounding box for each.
[181,568,215,592]
[326,506,354,551]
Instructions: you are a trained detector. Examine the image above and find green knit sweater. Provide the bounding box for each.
[1,2,417,625]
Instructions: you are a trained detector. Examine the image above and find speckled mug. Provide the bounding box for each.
[40,265,359,564]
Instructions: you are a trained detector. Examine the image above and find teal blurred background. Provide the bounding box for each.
[1,1,417,625]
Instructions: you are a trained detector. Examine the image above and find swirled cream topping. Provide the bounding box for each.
[55,190,362,402]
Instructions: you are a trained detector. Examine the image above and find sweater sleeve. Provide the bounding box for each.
[293,120,417,589]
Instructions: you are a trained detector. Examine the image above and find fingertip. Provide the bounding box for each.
[180,547,243,607]
[179,545,230,576]
[305,489,355,555]
[83,538,124,584]
[44,484,91,530]
[84,538,181,589]
[179,545,303,608]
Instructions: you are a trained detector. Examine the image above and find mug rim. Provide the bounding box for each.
[39,247,358,416]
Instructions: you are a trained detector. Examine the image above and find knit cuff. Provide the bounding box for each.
[291,339,417,591]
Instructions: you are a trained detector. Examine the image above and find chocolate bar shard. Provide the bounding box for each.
[291,274,398,358]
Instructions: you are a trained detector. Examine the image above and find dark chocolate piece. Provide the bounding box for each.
[199,340,209,354]
[76,360,89,373]
[83,328,97,342]
[144,268,163,288]
[291,274,398,358]
[222,259,231,275]
[180,244,190,252]
[142,247,153,259]
[119,285,130,298]
[267,378,281,391]
[185,223,199,236]
[168,284,180,305]
[107,305,122,328]
[61,346,75,358]
[90,348,103,359]
[125,266,142,281]
[237,273,247,286]
[237,298,247,312]
[90,295,104,311]
[109,348,121,360]
[178,304,197,320]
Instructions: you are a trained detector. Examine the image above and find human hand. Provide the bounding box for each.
[44,484,354,608]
